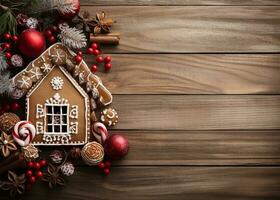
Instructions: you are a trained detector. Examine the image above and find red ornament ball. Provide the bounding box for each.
[104,56,111,63]
[36,171,43,178]
[18,29,46,58]
[75,55,83,63]
[26,170,33,177]
[39,159,47,167]
[11,102,20,111]
[96,56,103,63]
[29,176,36,184]
[34,162,41,170]
[105,63,112,71]
[104,134,129,160]
[91,64,98,73]
[27,161,34,168]
[58,0,80,20]
[104,168,110,175]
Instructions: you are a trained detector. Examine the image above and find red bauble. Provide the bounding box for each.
[18,29,46,58]
[104,134,129,160]
[58,0,80,20]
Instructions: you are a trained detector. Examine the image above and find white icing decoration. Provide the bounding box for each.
[78,72,85,84]
[69,122,78,134]
[51,76,64,90]
[70,105,78,119]
[36,122,44,134]
[36,104,44,119]
[30,68,43,80]
[18,76,31,88]
[52,49,66,64]
[40,63,52,73]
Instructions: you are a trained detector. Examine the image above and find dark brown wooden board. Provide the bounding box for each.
[81,6,280,53]
[85,54,280,94]
[10,167,280,200]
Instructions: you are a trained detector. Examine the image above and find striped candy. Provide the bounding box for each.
[92,122,109,145]
[13,121,36,147]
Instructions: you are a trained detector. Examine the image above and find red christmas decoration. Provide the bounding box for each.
[58,0,80,20]
[104,134,129,160]
[18,29,46,58]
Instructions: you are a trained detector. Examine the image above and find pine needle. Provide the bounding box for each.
[0,72,11,95]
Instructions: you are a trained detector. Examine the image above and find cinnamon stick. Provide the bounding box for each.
[0,152,26,175]
[90,33,120,45]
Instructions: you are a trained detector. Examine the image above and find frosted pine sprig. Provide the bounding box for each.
[0,72,10,95]
[58,23,87,49]
[0,52,8,73]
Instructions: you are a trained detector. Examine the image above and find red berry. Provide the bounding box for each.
[51,25,58,33]
[26,170,33,177]
[86,48,94,54]
[104,56,111,63]
[12,35,18,42]
[39,159,47,167]
[11,102,20,111]
[98,162,105,169]
[104,160,111,169]
[77,51,83,56]
[91,64,98,73]
[75,55,82,63]
[96,56,103,63]
[48,36,56,43]
[91,43,98,50]
[3,104,10,112]
[29,176,36,184]
[105,63,112,71]
[36,171,43,178]
[4,33,11,40]
[104,168,110,175]
[27,161,34,168]
[4,43,10,49]
[45,30,52,37]
[0,47,2,51]
[93,49,100,56]
[34,162,41,170]
[5,52,12,59]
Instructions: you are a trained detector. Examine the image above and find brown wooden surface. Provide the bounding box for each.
[81,6,280,53]
[2,1,280,199]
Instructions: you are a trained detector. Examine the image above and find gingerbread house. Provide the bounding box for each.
[10,43,112,145]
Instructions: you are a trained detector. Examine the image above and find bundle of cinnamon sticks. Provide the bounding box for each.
[0,152,26,175]
[90,33,120,45]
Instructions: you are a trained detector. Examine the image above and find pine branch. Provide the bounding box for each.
[0,72,11,95]
[58,24,87,49]
[0,52,8,73]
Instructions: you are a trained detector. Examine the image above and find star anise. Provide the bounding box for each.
[42,164,65,188]
[0,132,17,157]
[0,171,26,198]
[74,11,114,35]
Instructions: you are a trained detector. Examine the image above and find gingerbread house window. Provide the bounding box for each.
[45,104,69,134]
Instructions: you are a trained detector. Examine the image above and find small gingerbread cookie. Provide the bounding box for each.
[40,62,53,74]
[101,107,119,127]
[27,67,43,83]
[51,49,67,66]
[0,113,20,132]
[15,75,32,90]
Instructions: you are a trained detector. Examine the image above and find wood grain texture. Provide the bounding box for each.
[111,95,280,130]
[87,54,280,94]
[112,130,280,165]
[11,167,280,200]
[81,6,280,53]
[81,0,280,6]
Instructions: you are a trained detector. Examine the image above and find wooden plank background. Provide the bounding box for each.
[2,0,280,199]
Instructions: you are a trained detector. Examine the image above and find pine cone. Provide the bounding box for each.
[49,150,64,164]
[69,147,81,159]
[60,162,75,176]
[0,113,20,132]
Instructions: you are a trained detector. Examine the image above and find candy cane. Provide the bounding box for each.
[92,122,109,145]
[13,121,36,147]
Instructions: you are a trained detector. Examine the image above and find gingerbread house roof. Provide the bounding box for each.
[10,43,112,106]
